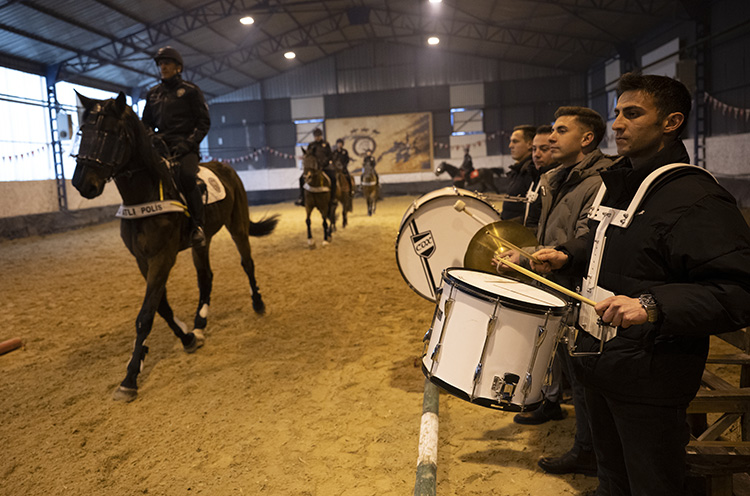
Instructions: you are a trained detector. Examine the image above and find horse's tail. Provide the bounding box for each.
[249,215,279,237]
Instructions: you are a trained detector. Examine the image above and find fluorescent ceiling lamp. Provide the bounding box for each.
[239,16,254,25]
[429,0,442,4]
[284,51,296,59]
[427,36,440,45]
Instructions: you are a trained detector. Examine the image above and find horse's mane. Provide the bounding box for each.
[119,102,173,186]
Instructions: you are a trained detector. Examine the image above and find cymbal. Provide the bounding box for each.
[463,220,538,279]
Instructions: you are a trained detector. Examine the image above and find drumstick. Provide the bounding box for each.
[453,200,540,264]
[496,257,597,307]
[484,231,541,264]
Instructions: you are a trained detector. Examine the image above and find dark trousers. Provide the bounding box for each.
[174,152,200,193]
[559,346,593,453]
[585,387,690,496]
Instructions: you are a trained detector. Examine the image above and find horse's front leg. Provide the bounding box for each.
[191,241,213,333]
[114,255,175,402]
[322,213,330,244]
[156,291,202,352]
[305,214,315,248]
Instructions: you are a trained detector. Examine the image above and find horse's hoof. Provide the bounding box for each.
[322,240,330,246]
[113,386,138,402]
[183,330,205,353]
[307,240,316,249]
[252,297,266,315]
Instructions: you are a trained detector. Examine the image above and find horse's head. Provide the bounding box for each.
[72,92,134,199]
[434,162,446,176]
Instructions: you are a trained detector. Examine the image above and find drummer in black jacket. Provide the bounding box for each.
[142,46,211,247]
[523,73,750,495]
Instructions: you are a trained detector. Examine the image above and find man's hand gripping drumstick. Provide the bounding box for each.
[494,248,650,328]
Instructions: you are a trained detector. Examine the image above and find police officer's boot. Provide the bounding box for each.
[186,187,206,247]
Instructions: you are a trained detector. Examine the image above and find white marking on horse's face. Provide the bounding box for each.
[199,304,209,319]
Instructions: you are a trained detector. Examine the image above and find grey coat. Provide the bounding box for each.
[529,149,620,289]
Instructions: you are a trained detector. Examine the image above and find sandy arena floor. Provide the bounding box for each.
[2,194,693,495]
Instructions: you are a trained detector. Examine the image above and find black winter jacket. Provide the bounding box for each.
[501,155,535,221]
[561,140,750,406]
[142,74,211,153]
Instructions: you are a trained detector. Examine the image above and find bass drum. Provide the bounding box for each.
[395,187,501,301]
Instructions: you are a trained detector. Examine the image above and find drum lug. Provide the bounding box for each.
[536,324,547,345]
[429,298,454,365]
[492,373,520,403]
[523,372,533,395]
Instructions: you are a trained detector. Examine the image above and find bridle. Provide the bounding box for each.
[71,101,133,181]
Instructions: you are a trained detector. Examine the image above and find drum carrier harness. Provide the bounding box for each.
[576,163,718,343]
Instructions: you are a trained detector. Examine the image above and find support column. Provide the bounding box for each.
[45,64,67,211]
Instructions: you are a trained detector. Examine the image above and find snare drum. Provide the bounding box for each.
[396,187,501,301]
[422,268,568,411]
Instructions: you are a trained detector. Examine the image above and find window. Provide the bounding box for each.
[450,108,483,136]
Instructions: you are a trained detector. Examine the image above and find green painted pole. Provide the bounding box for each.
[414,378,439,496]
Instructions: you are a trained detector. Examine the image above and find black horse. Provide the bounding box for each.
[435,157,504,193]
[72,92,278,401]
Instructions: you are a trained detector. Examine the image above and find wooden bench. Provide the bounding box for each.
[686,328,750,496]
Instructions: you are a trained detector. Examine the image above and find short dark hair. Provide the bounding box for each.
[512,125,536,142]
[616,72,692,138]
[312,128,323,137]
[335,138,343,144]
[535,124,553,135]
[554,106,606,149]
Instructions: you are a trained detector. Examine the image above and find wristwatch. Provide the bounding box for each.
[639,293,659,323]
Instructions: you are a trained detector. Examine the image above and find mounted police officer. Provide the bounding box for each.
[295,128,335,209]
[142,46,211,247]
[332,138,355,196]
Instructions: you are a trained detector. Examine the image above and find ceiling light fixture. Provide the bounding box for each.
[429,0,442,4]
[284,51,296,59]
[427,36,440,45]
[239,16,254,25]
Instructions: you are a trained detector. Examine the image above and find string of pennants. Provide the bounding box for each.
[4,95,749,165]
[203,145,298,164]
[1,145,48,162]
[705,92,750,121]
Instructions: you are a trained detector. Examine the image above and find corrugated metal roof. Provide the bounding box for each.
[0,0,696,99]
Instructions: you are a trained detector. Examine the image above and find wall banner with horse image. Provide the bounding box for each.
[326,112,434,175]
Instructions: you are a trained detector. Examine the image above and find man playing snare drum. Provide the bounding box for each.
[494,107,619,479]
[524,73,750,495]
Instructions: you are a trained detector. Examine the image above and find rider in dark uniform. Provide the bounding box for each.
[331,138,355,196]
[362,149,379,181]
[142,46,211,247]
[458,148,474,184]
[295,128,335,208]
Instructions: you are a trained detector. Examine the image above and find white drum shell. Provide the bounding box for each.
[422,270,565,410]
[396,187,501,301]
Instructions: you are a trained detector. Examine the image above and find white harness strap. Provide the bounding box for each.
[116,200,188,218]
[578,163,717,341]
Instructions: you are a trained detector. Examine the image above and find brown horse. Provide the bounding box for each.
[71,92,278,401]
[332,160,354,229]
[301,149,333,247]
[361,161,380,216]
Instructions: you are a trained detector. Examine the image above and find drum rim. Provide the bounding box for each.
[397,187,498,231]
[442,267,568,315]
[395,191,502,302]
[422,365,540,413]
